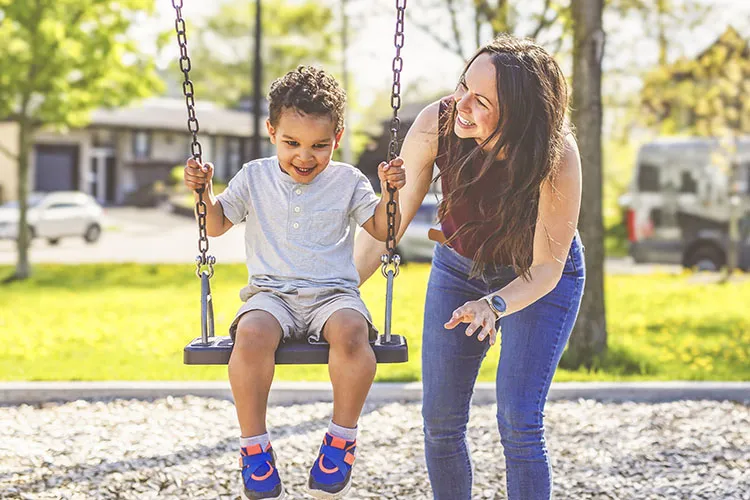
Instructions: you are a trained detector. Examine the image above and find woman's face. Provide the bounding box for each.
[452,52,501,149]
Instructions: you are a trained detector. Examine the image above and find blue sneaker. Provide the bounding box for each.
[239,443,284,499]
[307,433,357,499]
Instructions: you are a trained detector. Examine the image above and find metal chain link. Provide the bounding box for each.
[382,0,406,277]
[172,0,213,274]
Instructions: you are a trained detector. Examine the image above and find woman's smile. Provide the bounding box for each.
[456,114,476,129]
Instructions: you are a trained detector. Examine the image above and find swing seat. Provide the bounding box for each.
[184,334,408,365]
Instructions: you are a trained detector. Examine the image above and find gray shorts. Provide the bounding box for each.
[229,284,378,344]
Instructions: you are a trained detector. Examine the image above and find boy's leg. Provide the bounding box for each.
[323,309,377,428]
[229,310,283,438]
[304,307,374,498]
[229,308,288,499]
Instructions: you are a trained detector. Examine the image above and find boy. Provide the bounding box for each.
[183,66,405,499]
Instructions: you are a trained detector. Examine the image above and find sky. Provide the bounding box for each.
[139,1,750,122]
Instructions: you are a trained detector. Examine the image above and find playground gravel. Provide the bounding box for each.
[1,397,748,499]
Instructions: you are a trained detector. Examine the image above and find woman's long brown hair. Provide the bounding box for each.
[438,34,570,279]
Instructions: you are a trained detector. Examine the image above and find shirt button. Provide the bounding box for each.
[295,189,302,195]
[294,206,301,213]
[293,222,300,229]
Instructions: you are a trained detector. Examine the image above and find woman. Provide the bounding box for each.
[354,34,585,500]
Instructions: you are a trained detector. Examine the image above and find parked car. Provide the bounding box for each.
[0,191,104,244]
[620,137,750,271]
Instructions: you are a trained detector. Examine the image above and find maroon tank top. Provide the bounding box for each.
[435,96,530,264]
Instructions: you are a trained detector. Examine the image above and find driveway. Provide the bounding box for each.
[0,207,247,265]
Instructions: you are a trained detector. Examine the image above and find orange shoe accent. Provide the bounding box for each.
[345,443,356,452]
[330,436,347,450]
[344,452,355,466]
[242,444,263,456]
[251,462,274,481]
[318,454,339,474]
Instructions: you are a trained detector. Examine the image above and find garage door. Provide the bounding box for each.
[34,145,79,192]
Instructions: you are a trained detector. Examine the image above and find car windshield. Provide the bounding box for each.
[0,194,44,209]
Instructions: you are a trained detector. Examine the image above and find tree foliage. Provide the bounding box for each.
[177,0,338,107]
[640,27,750,136]
[0,0,162,280]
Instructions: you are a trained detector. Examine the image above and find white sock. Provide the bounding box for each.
[328,421,357,442]
[240,432,270,451]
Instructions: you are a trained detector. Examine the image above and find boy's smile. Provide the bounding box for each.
[267,108,343,184]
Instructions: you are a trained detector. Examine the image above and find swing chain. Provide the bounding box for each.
[382,0,406,278]
[172,0,212,271]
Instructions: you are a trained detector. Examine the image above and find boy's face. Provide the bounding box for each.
[267,108,343,184]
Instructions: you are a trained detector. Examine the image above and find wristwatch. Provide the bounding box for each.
[483,294,507,319]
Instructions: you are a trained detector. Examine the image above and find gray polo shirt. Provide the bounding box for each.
[217,156,380,291]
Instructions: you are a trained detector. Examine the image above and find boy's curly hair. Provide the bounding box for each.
[268,66,346,134]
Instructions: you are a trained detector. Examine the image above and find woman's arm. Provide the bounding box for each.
[353,100,441,285]
[487,134,583,313]
[445,134,582,344]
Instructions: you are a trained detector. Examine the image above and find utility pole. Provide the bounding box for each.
[341,0,353,164]
[252,0,263,159]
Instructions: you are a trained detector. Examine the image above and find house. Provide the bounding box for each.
[0,97,272,205]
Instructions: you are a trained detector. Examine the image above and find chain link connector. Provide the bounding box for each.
[380,253,401,279]
[195,255,216,279]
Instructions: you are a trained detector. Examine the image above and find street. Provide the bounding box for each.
[0,207,684,274]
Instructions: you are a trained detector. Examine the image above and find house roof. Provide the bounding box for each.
[89,97,267,138]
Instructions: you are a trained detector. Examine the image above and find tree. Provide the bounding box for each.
[0,0,161,281]
[180,0,338,108]
[563,0,607,368]
[404,0,570,60]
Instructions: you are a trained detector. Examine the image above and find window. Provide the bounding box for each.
[679,171,697,194]
[92,129,115,148]
[650,208,663,227]
[132,131,152,159]
[637,163,660,192]
[226,137,243,175]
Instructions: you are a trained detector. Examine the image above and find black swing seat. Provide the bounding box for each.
[184,334,408,365]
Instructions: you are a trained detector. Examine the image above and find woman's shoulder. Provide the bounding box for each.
[410,99,443,134]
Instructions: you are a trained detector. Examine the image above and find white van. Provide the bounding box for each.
[620,137,750,271]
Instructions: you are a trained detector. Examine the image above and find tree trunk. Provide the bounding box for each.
[562,0,606,368]
[14,118,32,280]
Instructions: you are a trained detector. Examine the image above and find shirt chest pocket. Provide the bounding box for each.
[304,209,347,247]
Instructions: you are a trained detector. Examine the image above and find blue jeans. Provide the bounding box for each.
[422,234,585,500]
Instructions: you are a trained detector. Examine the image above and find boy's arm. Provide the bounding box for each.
[193,186,234,237]
[184,159,234,237]
[361,190,401,242]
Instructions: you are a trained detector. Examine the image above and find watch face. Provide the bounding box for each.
[491,295,507,313]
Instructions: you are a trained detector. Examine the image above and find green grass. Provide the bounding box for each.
[1,264,748,381]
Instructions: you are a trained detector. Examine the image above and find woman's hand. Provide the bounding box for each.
[444,299,500,346]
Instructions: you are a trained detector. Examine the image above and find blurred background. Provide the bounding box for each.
[0,0,748,383]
